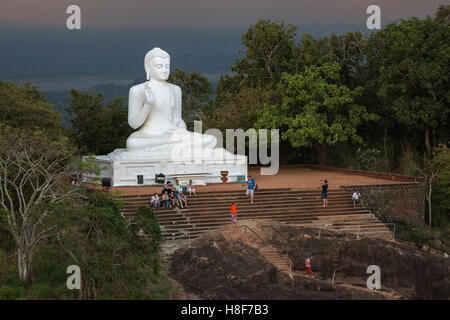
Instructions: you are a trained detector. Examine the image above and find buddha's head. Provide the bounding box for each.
[144,48,170,81]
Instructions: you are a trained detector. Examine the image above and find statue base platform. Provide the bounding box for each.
[87,148,247,187]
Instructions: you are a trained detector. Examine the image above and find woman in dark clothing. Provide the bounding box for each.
[321,180,328,207]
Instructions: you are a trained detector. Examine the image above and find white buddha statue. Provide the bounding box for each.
[126,47,217,153]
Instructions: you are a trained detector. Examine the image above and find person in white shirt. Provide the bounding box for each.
[151,193,160,208]
[352,190,364,208]
[186,179,197,197]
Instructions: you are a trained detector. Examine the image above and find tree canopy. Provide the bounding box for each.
[0,80,62,136]
[255,63,378,164]
[66,89,131,155]
[365,17,450,157]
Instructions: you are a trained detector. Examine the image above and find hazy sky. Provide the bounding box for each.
[0,0,445,28]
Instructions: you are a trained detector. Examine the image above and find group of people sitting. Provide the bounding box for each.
[150,179,197,209]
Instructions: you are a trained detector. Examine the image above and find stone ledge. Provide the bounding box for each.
[341,182,423,188]
[282,163,423,183]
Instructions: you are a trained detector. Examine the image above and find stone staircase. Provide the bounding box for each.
[257,242,403,299]
[260,245,292,274]
[116,188,393,257]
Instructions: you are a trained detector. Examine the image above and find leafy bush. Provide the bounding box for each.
[394,220,450,253]
[0,286,26,300]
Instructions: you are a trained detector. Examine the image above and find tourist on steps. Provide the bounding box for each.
[246,175,256,204]
[161,191,169,208]
[352,190,364,208]
[178,191,188,209]
[168,189,176,208]
[162,181,172,194]
[321,180,328,207]
[174,179,182,194]
[305,255,314,277]
[186,179,197,197]
[230,202,238,229]
[151,193,160,208]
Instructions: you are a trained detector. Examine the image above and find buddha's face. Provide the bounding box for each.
[149,56,170,81]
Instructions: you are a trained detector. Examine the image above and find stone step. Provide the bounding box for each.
[122,190,350,202]
[124,204,361,217]
[154,209,372,223]
[160,222,385,238]
[116,188,347,199]
[161,221,392,242]
[119,187,392,250]
[117,188,294,200]
[143,203,370,216]
[158,214,377,230]
[157,212,374,227]
[123,197,355,211]
[121,188,348,199]
[168,218,386,234]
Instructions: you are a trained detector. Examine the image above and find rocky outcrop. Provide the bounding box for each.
[273,225,449,299]
[170,221,450,300]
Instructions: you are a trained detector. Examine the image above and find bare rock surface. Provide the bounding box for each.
[169,220,450,300]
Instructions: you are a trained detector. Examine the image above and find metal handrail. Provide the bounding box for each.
[241,224,294,279]
[292,221,396,240]
[268,225,290,256]
[239,225,265,242]
[269,225,286,240]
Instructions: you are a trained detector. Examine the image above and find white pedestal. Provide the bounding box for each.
[86,148,247,187]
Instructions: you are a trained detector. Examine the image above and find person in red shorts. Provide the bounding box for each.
[230,202,238,229]
[305,255,314,277]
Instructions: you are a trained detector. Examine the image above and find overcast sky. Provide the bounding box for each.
[0,0,445,28]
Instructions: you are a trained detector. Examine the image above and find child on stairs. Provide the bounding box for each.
[305,255,314,277]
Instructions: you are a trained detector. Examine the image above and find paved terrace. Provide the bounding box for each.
[98,165,416,196]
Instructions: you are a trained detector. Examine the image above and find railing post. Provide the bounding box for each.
[357,223,360,240]
[318,226,321,239]
[289,259,292,281]
[188,231,191,248]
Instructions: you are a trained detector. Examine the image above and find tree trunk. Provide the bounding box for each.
[314,143,327,166]
[18,248,33,282]
[425,128,432,158]
[427,179,432,227]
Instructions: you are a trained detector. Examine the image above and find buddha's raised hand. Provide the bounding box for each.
[144,81,154,105]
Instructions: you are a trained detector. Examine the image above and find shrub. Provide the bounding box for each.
[0,286,26,300]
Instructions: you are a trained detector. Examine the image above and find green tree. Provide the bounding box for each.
[55,194,166,299]
[0,127,83,282]
[326,31,370,87]
[417,144,450,227]
[255,63,378,165]
[365,17,450,157]
[435,4,450,26]
[230,19,300,88]
[67,90,132,155]
[204,20,301,137]
[203,86,271,133]
[168,68,212,129]
[0,80,62,135]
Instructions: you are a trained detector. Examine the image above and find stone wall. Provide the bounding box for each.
[343,183,425,226]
